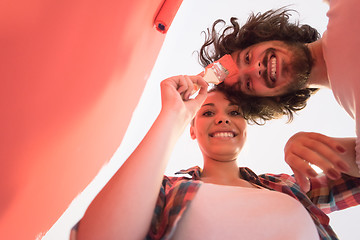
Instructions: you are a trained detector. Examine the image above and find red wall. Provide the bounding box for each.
[0,0,176,238]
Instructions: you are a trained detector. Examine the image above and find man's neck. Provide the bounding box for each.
[306,38,330,89]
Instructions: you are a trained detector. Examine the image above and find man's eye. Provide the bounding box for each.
[245,52,250,64]
[246,79,251,90]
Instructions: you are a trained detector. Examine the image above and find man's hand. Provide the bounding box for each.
[284,132,354,192]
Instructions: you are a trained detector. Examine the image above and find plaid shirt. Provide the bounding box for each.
[146,166,360,240]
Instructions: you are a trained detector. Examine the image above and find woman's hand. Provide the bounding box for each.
[160,75,208,123]
[284,132,359,192]
[77,75,208,240]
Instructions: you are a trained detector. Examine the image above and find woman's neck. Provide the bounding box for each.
[201,159,241,185]
[306,39,330,88]
[200,156,260,188]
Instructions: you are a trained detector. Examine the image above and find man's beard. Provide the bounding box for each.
[284,42,314,93]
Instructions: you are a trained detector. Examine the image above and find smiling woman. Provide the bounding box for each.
[71,75,360,240]
[44,1,360,239]
[190,90,247,161]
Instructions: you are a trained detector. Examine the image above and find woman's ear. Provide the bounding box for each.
[190,125,196,140]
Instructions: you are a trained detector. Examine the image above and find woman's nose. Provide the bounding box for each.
[216,119,230,125]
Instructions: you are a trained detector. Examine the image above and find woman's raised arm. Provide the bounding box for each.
[76,75,208,240]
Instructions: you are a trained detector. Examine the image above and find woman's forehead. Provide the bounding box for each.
[202,91,234,107]
[204,91,226,102]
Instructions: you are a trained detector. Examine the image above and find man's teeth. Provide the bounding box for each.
[270,56,277,80]
[213,132,234,138]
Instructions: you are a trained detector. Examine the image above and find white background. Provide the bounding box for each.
[44,0,360,239]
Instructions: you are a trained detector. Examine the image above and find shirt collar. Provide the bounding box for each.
[175,166,263,185]
[175,166,202,180]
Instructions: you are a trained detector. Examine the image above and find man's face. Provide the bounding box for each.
[225,40,310,97]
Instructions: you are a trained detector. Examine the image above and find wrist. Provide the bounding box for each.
[159,108,192,133]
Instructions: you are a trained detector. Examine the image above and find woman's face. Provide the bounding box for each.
[190,91,247,161]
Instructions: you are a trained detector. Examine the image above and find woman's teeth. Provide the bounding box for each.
[212,132,234,138]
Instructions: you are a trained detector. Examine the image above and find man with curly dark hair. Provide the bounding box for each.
[199,2,360,192]
[199,8,320,123]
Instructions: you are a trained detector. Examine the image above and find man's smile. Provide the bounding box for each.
[269,55,277,82]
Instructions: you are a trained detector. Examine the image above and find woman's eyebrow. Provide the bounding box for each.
[201,103,215,108]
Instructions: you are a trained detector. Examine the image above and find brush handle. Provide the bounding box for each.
[203,66,223,84]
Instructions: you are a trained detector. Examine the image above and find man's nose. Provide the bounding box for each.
[241,61,263,78]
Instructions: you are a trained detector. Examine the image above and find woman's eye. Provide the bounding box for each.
[230,111,241,116]
[202,111,214,117]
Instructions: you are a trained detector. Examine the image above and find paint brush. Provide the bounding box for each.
[202,54,239,84]
[191,54,239,96]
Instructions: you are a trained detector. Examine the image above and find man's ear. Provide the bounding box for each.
[190,125,196,140]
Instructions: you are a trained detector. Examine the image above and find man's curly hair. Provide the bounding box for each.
[198,8,320,124]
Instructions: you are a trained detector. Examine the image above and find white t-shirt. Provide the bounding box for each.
[171,183,318,240]
[322,0,360,168]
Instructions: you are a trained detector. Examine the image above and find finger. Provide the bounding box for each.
[292,168,311,193]
[176,75,189,96]
[162,75,187,94]
[291,145,342,180]
[291,144,332,170]
[187,75,208,97]
[191,75,208,91]
[285,153,318,179]
[305,132,347,155]
[301,136,348,174]
[160,77,181,98]
[192,76,209,105]
[197,71,205,77]
[285,132,348,178]
[191,84,200,96]
[183,75,195,100]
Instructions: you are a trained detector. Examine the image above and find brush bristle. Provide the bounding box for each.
[200,54,239,85]
[216,54,239,78]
